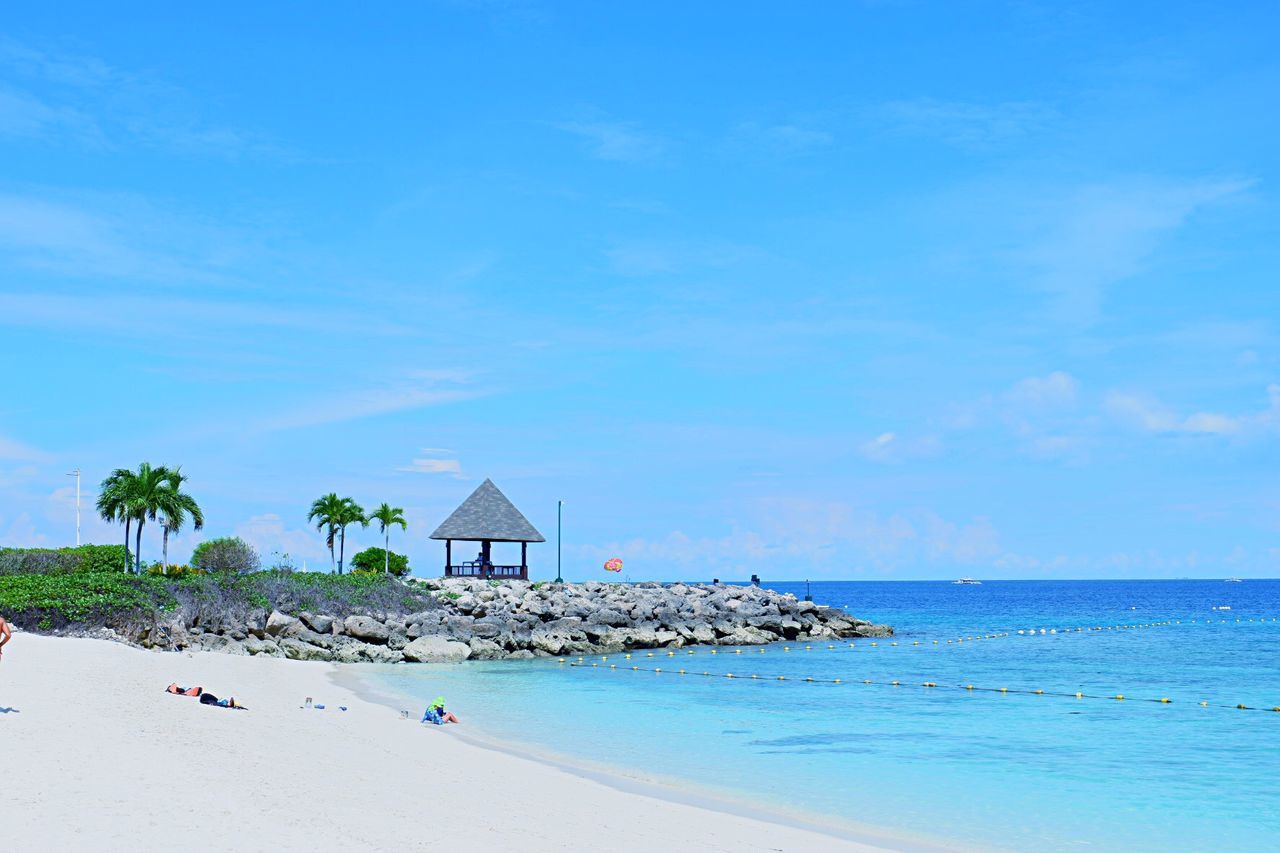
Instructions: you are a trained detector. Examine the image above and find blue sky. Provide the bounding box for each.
[1,1,1278,580]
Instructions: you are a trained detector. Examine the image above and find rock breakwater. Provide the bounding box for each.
[118,578,892,663]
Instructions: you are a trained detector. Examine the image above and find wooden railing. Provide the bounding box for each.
[446,562,526,578]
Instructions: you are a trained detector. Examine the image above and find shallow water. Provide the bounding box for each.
[362,580,1280,851]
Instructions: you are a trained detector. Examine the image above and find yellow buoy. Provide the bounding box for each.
[1075,692,1083,699]
[833,678,842,683]
[1114,695,1125,701]
[1159,698,1171,703]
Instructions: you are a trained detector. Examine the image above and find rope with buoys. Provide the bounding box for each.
[569,616,1279,667]
[561,661,1280,715]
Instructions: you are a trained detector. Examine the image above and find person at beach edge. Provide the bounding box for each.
[0,613,11,662]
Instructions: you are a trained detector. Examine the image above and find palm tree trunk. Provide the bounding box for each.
[162,526,170,574]
[338,526,346,575]
[124,517,132,572]
[385,530,390,574]
[135,520,144,574]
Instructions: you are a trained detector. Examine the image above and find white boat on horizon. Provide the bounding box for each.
[1225,577,1243,583]
[953,577,982,585]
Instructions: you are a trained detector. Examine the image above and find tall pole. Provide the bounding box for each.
[66,468,81,547]
[556,500,563,584]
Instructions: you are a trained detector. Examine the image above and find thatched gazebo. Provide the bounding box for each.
[430,479,545,580]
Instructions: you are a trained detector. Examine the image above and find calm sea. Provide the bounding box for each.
[358,580,1280,850]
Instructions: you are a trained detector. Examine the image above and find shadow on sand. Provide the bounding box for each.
[0,707,19,714]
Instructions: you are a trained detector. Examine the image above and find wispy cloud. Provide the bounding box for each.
[554,119,665,162]
[260,372,482,432]
[878,98,1057,147]
[0,432,51,463]
[859,431,941,464]
[727,121,833,156]
[0,36,295,159]
[398,455,464,477]
[1105,385,1280,436]
[1014,177,1252,322]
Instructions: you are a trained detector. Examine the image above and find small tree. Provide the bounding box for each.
[350,547,410,577]
[368,503,407,574]
[191,536,261,575]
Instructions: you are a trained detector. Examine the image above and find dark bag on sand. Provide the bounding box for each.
[199,692,220,705]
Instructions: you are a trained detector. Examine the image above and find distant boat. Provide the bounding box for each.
[953,577,982,585]
[1225,577,1243,583]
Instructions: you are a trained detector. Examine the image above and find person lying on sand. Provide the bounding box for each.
[165,683,245,709]
[0,614,11,662]
[422,696,459,725]
[198,692,245,710]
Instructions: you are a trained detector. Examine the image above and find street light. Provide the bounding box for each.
[66,468,81,547]
[555,500,564,584]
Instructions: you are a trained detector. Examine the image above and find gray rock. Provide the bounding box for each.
[344,615,390,644]
[300,612,334,634]
[468,638,504,659]
[265,611,299,637]
[402,635,472,663]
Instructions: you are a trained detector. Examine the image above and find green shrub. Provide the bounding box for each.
[0,573,176,630]
[349,547,410,577]
[191,537,260,575]
[0,544,130,576]
[146,563,204,578]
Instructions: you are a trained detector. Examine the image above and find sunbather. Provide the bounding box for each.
[198,692,245,710]
[422,696,459,725]
[166,683,203,696]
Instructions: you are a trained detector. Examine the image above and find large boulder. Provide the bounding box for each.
[344,615,390,644]
[402,636,472,663]
[265,611,299,637]
[300,612,334,634]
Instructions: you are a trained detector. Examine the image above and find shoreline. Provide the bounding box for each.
[336,663,957,852]
[1,632,927,852]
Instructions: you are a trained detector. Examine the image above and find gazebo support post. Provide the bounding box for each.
[481,540,492,579]
[445,539,452,577]
[521,541,527,581]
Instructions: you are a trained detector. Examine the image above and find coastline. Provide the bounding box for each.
[1,632,934,852]
[335,665,958,853]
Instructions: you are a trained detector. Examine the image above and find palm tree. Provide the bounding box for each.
[308,493,345,572]
[368,503,407,574]
[97,469,138,572]
[127,462,172,573]
[96,463,172,572]
[335,497,367,575]
[156,467,204,573]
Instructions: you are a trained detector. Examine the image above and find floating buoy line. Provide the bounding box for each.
[558,616,1280,715]
[564,616,1279,667]
[561,661,1280,714]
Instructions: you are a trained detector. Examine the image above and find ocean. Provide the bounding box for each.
[356,579,1280,850]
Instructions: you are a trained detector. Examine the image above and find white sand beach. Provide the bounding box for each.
[0,633,895,852]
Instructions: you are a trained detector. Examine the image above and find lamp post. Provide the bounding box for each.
[555,500,563,584]
[66,468,81,547]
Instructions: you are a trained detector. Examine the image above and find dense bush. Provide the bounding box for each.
[191,537,260,575]
[349,547,410,577]
[146,563,204,577]
[0,544,130,576]
[0,573,176,630]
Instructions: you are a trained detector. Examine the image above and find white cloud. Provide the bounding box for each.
[729,121,833,155]
[233,513,329,564]
[399,458,464,476]
[0,432,51,462]
[1105,385,1280,436]
[1008,371,1078,408]
[878,98,1057,147]
[554,119,664,162]
[260,372,480,431]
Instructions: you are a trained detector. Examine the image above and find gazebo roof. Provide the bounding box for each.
[429,479,545,543]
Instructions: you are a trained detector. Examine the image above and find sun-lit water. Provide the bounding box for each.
[357,580,1280,850]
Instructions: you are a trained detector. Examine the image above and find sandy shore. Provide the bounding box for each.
[0,632,900,852]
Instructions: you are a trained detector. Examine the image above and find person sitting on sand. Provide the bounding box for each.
[422,696,459,725]
[0,613,10,662]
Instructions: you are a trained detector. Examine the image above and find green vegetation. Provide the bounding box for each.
[0,571,438,633]
[350,547,409,577]
[0,544,131,576]
[0,572,177,630]
[368,502,407,574]
[191,536,260,575]
[97,463,204,573]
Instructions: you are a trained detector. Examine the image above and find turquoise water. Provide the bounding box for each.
[360,580,1280,850]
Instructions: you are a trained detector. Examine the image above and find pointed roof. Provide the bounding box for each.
[429,479,545,542]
